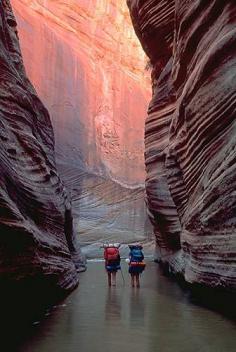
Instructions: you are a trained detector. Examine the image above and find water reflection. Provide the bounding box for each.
[105,288,121,322]
[129,289,146,328]
[12,262,236,352]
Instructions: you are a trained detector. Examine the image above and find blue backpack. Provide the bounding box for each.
[130,247,144,262]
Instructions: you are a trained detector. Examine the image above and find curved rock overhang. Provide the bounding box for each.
[128,0,236,290]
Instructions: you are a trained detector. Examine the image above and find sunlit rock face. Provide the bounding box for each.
[128,0,236,289]
[0,0,83,291]
[12,0,151,247]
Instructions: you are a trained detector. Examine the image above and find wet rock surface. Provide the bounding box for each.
[0,0,83,291]
[59,166,152,249]
[128,0,236,289]
[12,0,151,246]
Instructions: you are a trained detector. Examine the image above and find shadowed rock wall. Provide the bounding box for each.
[128,0,236,289]
[12,0,152,247]
[0,0,83,291]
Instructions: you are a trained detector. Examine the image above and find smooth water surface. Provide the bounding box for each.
[19,262,236,352]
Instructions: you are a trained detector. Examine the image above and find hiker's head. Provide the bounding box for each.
[102,243,120,248]
[129,244,143,250]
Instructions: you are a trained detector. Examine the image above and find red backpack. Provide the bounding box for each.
[105,247,119,261]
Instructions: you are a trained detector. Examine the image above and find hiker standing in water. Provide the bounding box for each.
[128,245,145,288]
[103,244,121,286]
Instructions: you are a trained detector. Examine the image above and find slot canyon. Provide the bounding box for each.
[0,1,236,351]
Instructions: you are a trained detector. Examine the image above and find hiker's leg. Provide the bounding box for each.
[108,272,111,286]
[131,274,135,287]
[136,274,140,288]
[112,271,116,286]
[134,273,137,287]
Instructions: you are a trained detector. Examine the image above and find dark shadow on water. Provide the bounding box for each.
[0,278,73,351]
[157,261,236,322]
[189,284,236,321]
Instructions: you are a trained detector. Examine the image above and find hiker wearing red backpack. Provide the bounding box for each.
[128,244,145,287]
[103,244,121,286]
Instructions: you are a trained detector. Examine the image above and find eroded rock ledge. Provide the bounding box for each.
[127,0,236,289]
[0,0,84,292]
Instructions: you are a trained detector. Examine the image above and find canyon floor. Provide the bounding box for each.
[3,261,236,352]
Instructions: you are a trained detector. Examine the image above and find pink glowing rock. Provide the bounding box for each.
[12,0,151,244]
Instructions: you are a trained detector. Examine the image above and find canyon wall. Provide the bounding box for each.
[0,0,84,291]
[128,0,236,289]
[12,0,152,248]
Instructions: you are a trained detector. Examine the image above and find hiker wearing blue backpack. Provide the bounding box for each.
[128,245,146,287]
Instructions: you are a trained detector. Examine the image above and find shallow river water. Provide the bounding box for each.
[18,261,236,352]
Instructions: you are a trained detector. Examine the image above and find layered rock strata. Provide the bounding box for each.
[59,166,151,248]
[128,0,236,289]
[0,0,83,291]
[12,0,151,246]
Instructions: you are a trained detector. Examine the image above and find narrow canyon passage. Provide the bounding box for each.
[16,262,236,352]
[0,0,236,350]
